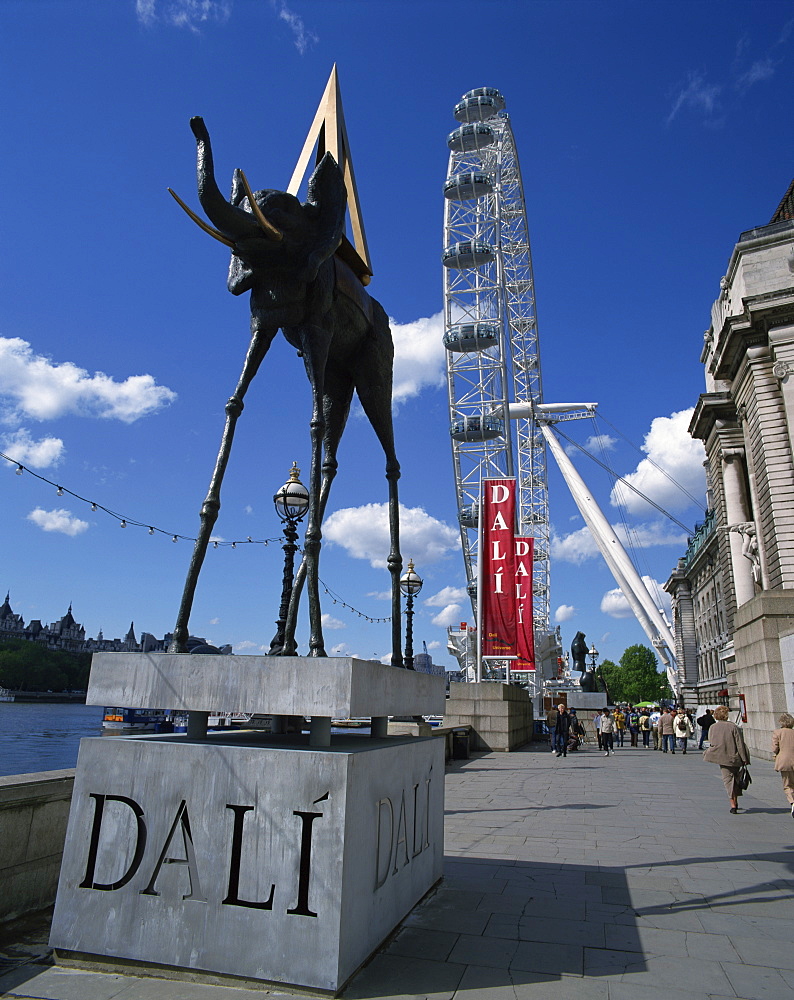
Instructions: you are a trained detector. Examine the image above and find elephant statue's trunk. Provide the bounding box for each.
[189,116,276,244]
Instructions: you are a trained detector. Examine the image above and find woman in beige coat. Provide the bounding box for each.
[703,706,750,813]
[771,713,794,818]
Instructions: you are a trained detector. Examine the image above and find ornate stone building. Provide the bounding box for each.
[0,593,193,656]
[666,178,794,757]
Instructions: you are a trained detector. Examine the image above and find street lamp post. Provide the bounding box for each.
[588,644,599,671]
[399,559,423,670]
[269,463,309,655]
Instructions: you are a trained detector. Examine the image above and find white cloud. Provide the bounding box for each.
[554,604,576,623]
[551,520,688,565]
[274,1,318,54]
[600,588,634,619]
[366,589,392,601]
[27,507,89,536]
[667,71,722,125]
[321,613,346,630]
[430,603,463,627]
[426,640,441,650]
[600,576,672,620]
[566,433,616,458]
[233,639,265,652]
[1,428,64,469]
[610,409,705,516]
[323,503,458,569]
[330,642,359,657]
[736,57,777,90]
[390,312,446,404]
[136,0,231,32]
[550,525,601,564]
[0,338,176,425]
[424,585,468,608]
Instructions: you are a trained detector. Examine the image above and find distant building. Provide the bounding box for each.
[0,594,229,656]
[412,650,446,677]
[665,176,794,757]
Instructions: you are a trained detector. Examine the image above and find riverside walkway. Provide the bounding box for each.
[2,738,794,1000]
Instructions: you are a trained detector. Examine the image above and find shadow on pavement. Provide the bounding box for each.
[342,856,646,998]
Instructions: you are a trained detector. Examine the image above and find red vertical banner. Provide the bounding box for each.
[480,478,517,658]
[514,536,535,670]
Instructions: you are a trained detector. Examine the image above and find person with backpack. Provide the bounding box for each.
[627,707,640,747]
[613,706,626,746]
[674,709,694,753]
[639,710,652,747]
[697,708,716,750]
[649,706,662,750]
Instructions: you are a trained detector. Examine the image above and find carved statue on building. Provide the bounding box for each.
[731,522,762,588]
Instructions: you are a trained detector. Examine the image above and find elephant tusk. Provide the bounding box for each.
[238,170,284,242]
[168,188,237,249]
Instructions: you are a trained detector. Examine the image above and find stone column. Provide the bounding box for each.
[718,437,756,607]
[666,560,697,690]
[768,323,794,468]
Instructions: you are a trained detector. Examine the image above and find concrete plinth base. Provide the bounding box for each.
[49,730,444,993]
[442,682,533,751]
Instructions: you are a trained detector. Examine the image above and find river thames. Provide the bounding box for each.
[0,701,104,777]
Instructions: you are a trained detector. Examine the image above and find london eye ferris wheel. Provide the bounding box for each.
[442,88,550,648]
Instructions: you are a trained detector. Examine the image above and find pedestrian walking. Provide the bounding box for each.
[674,709,693,753]
[546,705,559,752]
[593,710,603,750]
[649,706,662,750]
[703,705,751,813]
[771,712,794,818]
[627,706,640,747]
[697,708,715,750]
[659,708,676,753]
[639,710,651,747]
[553,703,571,757]
[614,707,626,746]
[600,708,616,756]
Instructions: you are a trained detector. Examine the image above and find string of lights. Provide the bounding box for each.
[2,451,392,624]
[0,451,282,547]
[321,581,392,624]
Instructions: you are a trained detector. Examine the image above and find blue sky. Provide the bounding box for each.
[1,1,792,668]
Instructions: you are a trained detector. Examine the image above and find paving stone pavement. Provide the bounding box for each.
[3,738,793,1000]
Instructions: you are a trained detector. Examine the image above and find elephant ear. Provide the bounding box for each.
[302,152,346,280]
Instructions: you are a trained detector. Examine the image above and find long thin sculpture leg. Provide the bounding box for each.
[286,373,354,653]
[282,325,332,657]
[354,341,403,667]
[169,330,273,652]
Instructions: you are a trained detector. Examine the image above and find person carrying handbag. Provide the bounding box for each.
[674,709,693,753]
[703,706,751,813]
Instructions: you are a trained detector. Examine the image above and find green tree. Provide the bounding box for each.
[597,659,621,702]
[0,640,90,692]
[595,646,672,704]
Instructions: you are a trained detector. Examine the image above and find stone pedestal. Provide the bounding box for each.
[733,591,794,760]
[49,654,445,993]
[442,682,533,751]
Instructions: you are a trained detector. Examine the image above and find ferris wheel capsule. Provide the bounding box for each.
[446,124,496,153]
